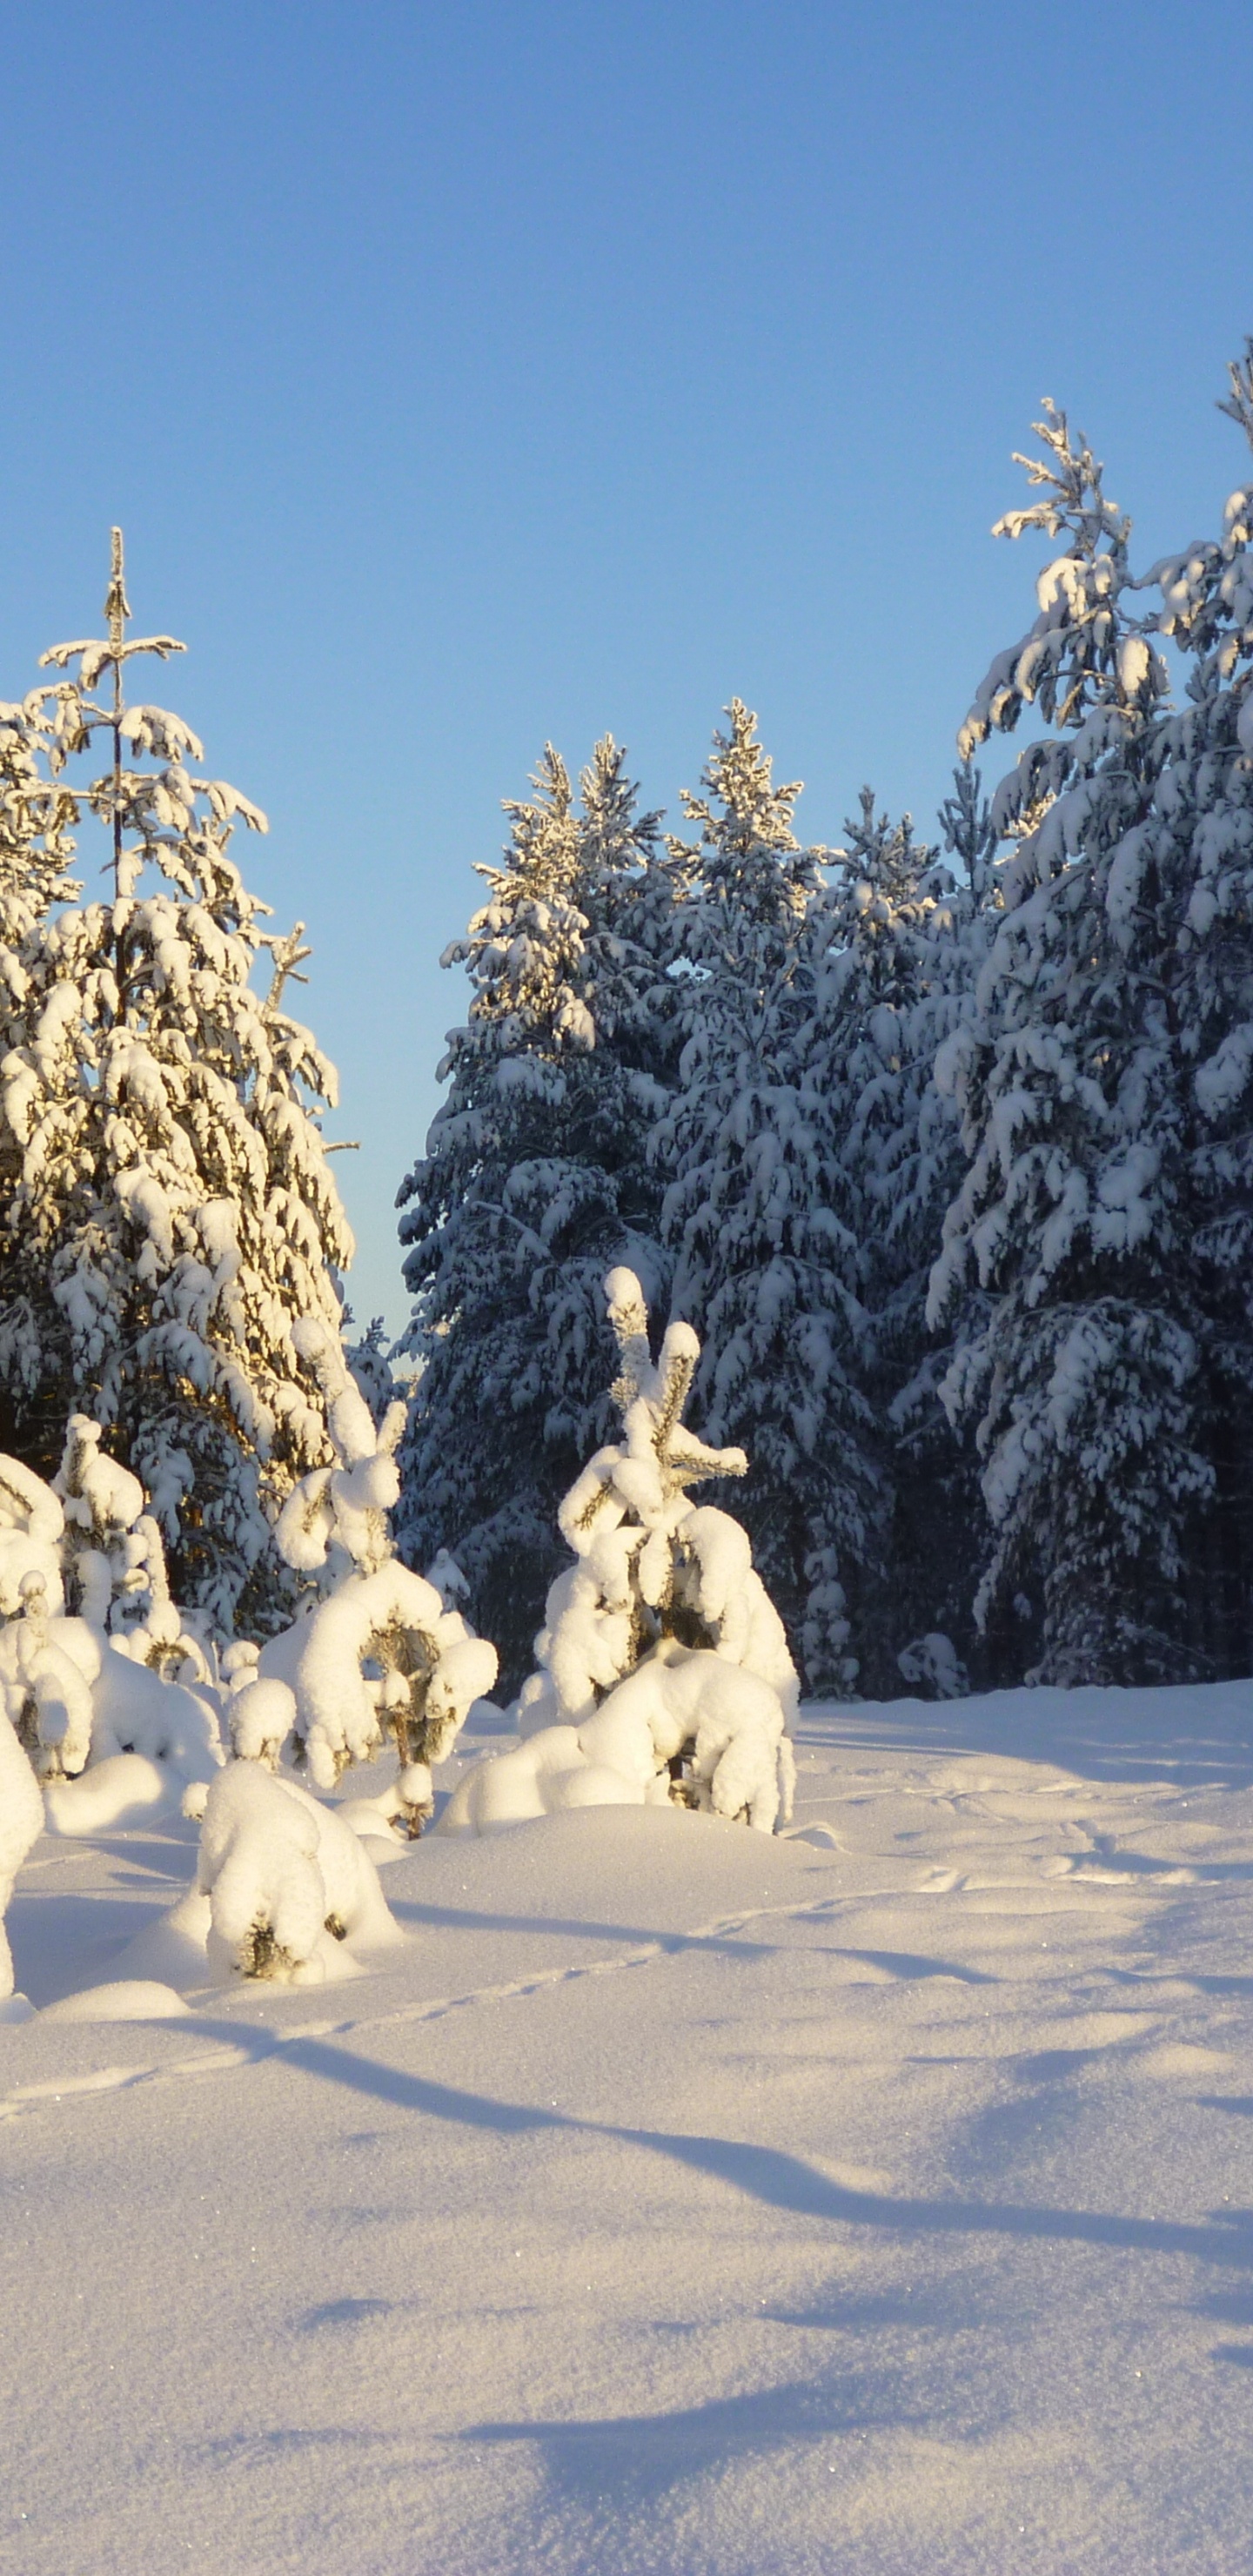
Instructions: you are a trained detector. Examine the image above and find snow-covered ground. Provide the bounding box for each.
[4,1679,1253,2575]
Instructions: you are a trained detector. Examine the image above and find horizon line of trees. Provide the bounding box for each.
[1,345,1252,1703]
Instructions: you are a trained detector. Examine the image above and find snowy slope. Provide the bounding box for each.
[3,1680,1253,2574]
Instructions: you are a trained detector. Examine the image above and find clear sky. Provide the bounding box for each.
[3,1,1250,1332]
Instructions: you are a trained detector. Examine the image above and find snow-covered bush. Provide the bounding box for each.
[197,1759,400,1983]
[0,1420,222,1801]
[896,1632,968,1701]
[0,1589,95,1782]
[444,1268,796,1835]
[273,1316,408,1585]
[52,1413,213,1682]
[0,1454,66,1616]
[239,1319,498,1831]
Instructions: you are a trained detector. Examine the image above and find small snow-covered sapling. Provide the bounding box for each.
[446,1269,798,1834]
[244,1318,498,1831]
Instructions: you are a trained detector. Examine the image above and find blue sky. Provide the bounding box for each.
[3,2,1251,1331]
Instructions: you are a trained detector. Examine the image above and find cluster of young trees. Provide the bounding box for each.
[2,340,1252,1707]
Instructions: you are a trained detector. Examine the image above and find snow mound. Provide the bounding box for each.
[88,1643,222,1786]
[196,1761,403,1984]
[39,1980,190,2023]
[44,1751,172,1836]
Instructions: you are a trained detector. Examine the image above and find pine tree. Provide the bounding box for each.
[395,737,678,1688]
[0,533,355,1633]
[653,701,876,1690]
[928,406,1215,1685]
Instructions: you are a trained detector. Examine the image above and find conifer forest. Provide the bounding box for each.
[5,364,1253,1711]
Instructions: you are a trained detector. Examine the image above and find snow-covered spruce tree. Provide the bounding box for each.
[395,736,680,1690]
[1128,341,1253,1669]
[799,783,988,1692]
[0,534,354,1633]
[443,1266,797,1835]
[0,697,83,1458]
[652,701,876,1691]
[928,403,1215,1686]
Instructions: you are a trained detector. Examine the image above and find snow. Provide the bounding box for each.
[3,1674,1253,2571]
[37,1979,189,2024]
[44,1751,175,1837]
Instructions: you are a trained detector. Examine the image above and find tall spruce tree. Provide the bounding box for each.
[0,533,354,1633]
[395,737,678,1689]
[799,785,986,1690]
[928,405,1217,1685]
[1131,342,1253,1671]
[653,701,876,1690]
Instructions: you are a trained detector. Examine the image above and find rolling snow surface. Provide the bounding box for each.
[3,1680,1253,2573]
